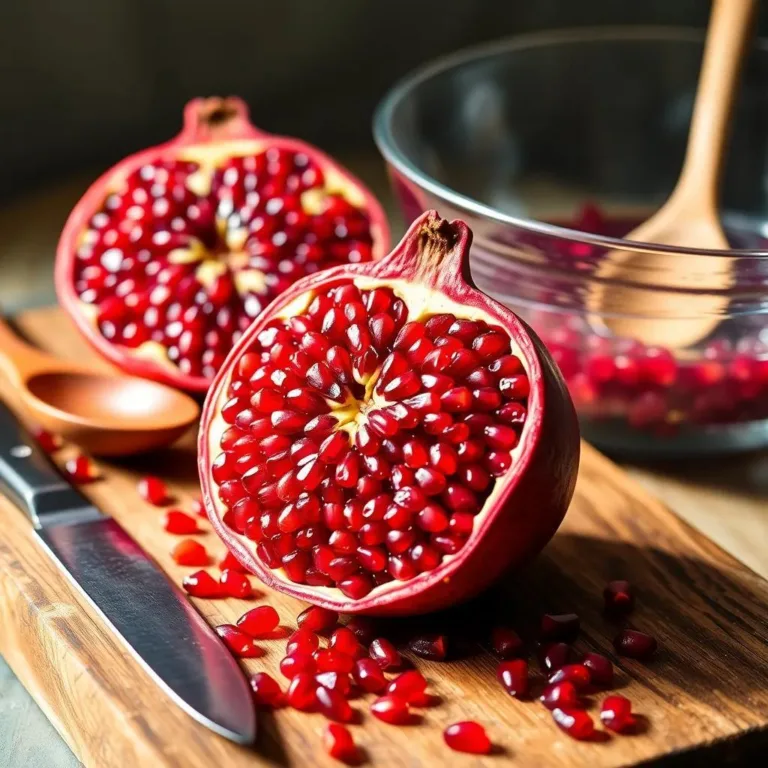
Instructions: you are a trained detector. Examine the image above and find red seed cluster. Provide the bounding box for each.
[73,152,374,383]
[211,282,528,597]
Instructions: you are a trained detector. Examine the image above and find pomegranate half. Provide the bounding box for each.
[56,96,389,392]
[199,211,579,615]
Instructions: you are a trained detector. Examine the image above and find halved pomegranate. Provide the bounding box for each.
[56,96,389,392]
[198,212,579,615]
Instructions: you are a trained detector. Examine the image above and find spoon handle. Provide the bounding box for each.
[0,316,57,383]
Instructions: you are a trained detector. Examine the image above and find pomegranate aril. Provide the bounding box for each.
[370,637,401,669]
[548,664,591,690]
[444,721,492,755]
[215,624,262,658]
[182,569,222,598]
[33,427,61,453]
[219,550,249,572]
[604,579,635,616]
[614,629,657,659]
[250,672,284,709]
[370,695,411,725]
[162,509,199,534]
[219,569,253,598]
[351,657,386,693]
[540,613,580,643]
[171,538,209,566]
[280,653,316,679]
[552,707,595,741]
[138,475,170,505]
[329,627,363,658]
[408,633,448,661]
[237,605,279,637]
[346,616,377,644]
[497,659,528,699]
[287,672,318,711]
[316,685,354,723]
[538,642,578,672]
[64,454,98,483]
[491,627,524,659]
[314,649,355,675]
[386,670,428,703]
[600,695,636,733]
[338,574,374,599]
[540,681,581,710]
[582,652,614,687]
[297,605,339,633]
[286,627,320,655]
[323,723,358,763]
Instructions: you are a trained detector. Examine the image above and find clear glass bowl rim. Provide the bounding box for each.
[373,25,768,260]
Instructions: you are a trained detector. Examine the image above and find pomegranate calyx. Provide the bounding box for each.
[181,97,260,144]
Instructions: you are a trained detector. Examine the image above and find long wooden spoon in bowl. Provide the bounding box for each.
[0,317,199,456]
[591,0,756,349]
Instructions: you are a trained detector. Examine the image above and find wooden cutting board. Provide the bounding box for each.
[1,307,767,768]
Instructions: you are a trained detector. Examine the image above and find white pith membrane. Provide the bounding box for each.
[71,139,376,383]
[206,276,531,602]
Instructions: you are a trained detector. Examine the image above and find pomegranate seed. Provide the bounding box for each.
[600,695,636,732]
[287,672,318,711]
[33,427,61,453]
[280,653,316,679]
[329,627,363,658]
[582,652,614,686]
[386,670,428,703]
[297,605,339,633]
[219,569,253,598]
[215,624,262,657]
[345,616,377,644]
[218,551,249,573]
[64,454,98,483]
[171,538,209,566]
[286,627,320,655]
[323,723,358,763]
[614,629,657,659]
[181,569,222,598]
[190,497,206,517]
[237,605,279,637]
[497,659,528,698]
[370,637,402,669]
[444,721,492,755]
[540,613,580,642]
[314,648,355,674]
[540,682,581,710]
[604,579,635,616]
[162,509,199,534]
[552,707,595,740]
[250,672,284,708]
[538,642,578,672]
[370,695,411,724]
[352,657,387,693]
[491,627,524,658]
[548,664,591,690]
[408,633,448,661]
[138,475,170,505]
[316,685,353,722]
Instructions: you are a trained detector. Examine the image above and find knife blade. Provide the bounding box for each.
[0,401,256,745]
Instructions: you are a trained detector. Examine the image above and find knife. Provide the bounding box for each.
[0,401,256,745]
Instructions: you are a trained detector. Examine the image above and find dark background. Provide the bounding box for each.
[0,0,759,198]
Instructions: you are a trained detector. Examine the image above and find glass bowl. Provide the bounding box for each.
[374,27,768,457]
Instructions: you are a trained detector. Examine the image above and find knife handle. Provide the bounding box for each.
[0,401,95,528]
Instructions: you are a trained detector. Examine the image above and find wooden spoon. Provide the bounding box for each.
[592,0,755,349]
[0,317,199,456]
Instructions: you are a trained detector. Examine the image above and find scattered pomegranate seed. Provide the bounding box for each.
[370,695,411,725]
[64,454,98,483]
[345,616,377,645]
[162,509,199,534]
[181,569,222,598]
[219,569,252,599]
[287,627,320,655]
[218,550,250,573]
[250,672,284,708]
[491,626,524,659]
[604,580,635,616]
[540,682,581,710]
[386,670,428,703]
[408,633,448,661]
[190,497,206,517]
[33,427,61,453]
[315,671,352,697]
[280,653,316,680]
[540,613,580,643]
[600,695,636,732]
[138,475,170,506]
[297,605,339,633]
[329,627,363,658]
[171,538,209,566]
[316,685,354,723]
[237,605,280,637]
[323,723,358,763]
[352,658,387,693]
[548,664,591,690]
[444,721,492,755]
[613,629,657,660]
[370,637,401,669]
[552,707,595,740]
[497,659,529,699]
[287,672,318,711]
[538,642,578,672]
[215,624,262,658]
[582,652,614,687]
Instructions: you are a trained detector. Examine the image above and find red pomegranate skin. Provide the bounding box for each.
[55,96,390,392]
[198,211,580,615]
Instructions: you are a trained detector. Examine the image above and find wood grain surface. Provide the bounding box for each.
[0,307,767,768]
